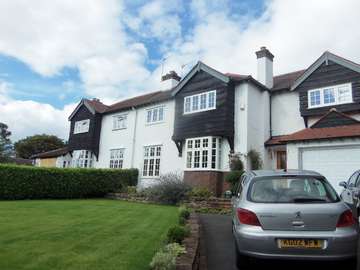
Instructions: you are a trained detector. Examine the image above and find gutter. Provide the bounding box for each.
[130,106,138,168]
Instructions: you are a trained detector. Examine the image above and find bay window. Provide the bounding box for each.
[308,83,352,108]
[185,136,221,170]
[72,150,93,168]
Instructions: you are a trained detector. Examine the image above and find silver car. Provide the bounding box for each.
[232,170,358,268]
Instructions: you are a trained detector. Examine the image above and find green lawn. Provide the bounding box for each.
[0,200,178,270]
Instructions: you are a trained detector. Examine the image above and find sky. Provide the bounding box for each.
[1,0,360,142]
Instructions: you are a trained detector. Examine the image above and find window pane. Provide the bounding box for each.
[195,139,201,148]
[192,95,199,111]
[186,152,192,168]
[152,108,158,122]
[143,160,148,176]
[156,146,161,157]
[310,90,321,106]
[324,88,335,104]
[211,149,216,169]
[187,140,193,149]
[155,159,160,176]
[202,150,208,168]
[200,94,207,109]
[338,86,351,103]
[184,97,191,112]
[203,138,208,148]
[194,151,200,168]
[150,147,155,156]
[149,159,154,176]
[158,107,164,121]
[147,110,152,123]
[208,92,216,108]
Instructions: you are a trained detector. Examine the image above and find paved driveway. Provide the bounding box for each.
[199,214,357,270]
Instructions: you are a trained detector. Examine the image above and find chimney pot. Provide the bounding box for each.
[160,70,181,90]
[255,47,274,88]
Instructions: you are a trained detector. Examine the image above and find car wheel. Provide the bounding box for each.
[235,242,250,269]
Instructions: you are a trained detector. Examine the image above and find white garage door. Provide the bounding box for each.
[301,146,360,194]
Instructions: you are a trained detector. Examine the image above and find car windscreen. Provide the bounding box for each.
[248,176,340,203]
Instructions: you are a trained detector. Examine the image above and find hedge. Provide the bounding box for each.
[0,164,138,200]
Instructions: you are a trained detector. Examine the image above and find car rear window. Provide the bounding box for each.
[248,177,339,203]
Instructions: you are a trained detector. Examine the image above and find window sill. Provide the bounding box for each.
[183,107,216,115]
[112,127,127,131]
[141,176,160,179]
[145,121,165,126]
[308,101,354,109]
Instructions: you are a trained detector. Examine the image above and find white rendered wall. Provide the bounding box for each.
[56,154,72,168]
[271,91,304,136]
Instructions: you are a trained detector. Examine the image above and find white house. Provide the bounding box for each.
[33,48,360,194]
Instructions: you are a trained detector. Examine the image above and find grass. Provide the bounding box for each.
[0,199,178,270]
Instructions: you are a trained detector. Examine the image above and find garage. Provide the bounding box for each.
[300,145,360,193]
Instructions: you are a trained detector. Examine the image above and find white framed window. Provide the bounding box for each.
[185,136,221,170]
[146,106,165,124]
[143,145,161,177]
[183,90,217,114]
[113,115,127,130]
[110,149,124,169]
[308,83,352,108]
[74,119,90,134]
[72,150,93,168]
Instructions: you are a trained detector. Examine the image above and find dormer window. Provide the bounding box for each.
[74,119,90,134]
[184,90,216,114]
[308,83,352,108]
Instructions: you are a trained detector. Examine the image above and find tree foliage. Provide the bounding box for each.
[14,134,65,159]
[0,122,13,163]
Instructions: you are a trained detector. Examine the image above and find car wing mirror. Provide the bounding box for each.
[339,181,348,188]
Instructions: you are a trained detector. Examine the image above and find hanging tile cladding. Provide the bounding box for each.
[173,70,234,141]
[297,60,360,117]
[68,105,102,157]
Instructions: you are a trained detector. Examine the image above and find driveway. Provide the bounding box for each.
[199,214,357,270]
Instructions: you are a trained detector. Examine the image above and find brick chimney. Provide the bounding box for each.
[255,46,274,88]
[161,71,181,90]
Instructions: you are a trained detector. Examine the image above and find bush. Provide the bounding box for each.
[225,170,244,193]
[248,149,263,170]
[149,243,185,270]
[124,186,137,194]
[178,206,190,225]
[229,155,244,171]
[166,225,190,244]
[187,187,213,199]
[0,164,138,200]
[145,173,191,205]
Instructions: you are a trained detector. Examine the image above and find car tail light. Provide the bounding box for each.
[237,208,261,226]
[336,210,356,228]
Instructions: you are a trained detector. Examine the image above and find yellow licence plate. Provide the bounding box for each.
[278,239,323,249]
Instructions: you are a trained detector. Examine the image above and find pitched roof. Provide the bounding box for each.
[282,124,360,143]
[310,108,360,128]
[265,135,289,146]
[105,90,173,114]
[272,70,305,91]
[86,99,108,113]
[291,51,360,91]
[31,147,69,159]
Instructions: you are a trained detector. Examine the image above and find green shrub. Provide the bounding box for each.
[178,206,190,225]
[125,186,137,194]
[149,243,185,270]
[166,225,190,244]
[145,173,191,205]
[248,149,263,170]
[229,155,244,171]
[0,164,138,200]
[187,187,213,199]
[225,170,244,193]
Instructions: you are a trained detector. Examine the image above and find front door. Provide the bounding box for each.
[276,151,287,170]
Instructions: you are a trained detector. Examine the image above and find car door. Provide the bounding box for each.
[341,171,360,210]
[232,173,247,223]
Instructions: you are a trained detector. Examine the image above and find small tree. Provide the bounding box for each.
[0,123,13,163]
[14,134,65,159]
[225,154,244,193]
[248,149,263,170]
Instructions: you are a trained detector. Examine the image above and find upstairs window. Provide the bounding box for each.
[110,149,124,169]
[308,83,352,108]
[146,106,164,124]
[184,90,217,114]
[143,145,161,177]
[113,114,127,130]
[74,119,90,134]
[185,136,221,170]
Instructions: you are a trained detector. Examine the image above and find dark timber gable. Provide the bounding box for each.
[296,60,360,117]
[68,104,102,158]
[172,70,235,152]
[311,110,360,128]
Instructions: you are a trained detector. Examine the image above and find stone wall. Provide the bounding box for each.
[184,171,230,196]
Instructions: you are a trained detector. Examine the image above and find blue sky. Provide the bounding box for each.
[0,0,359,141]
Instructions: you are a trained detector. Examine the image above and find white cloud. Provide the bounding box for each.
[0,81,75,141]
